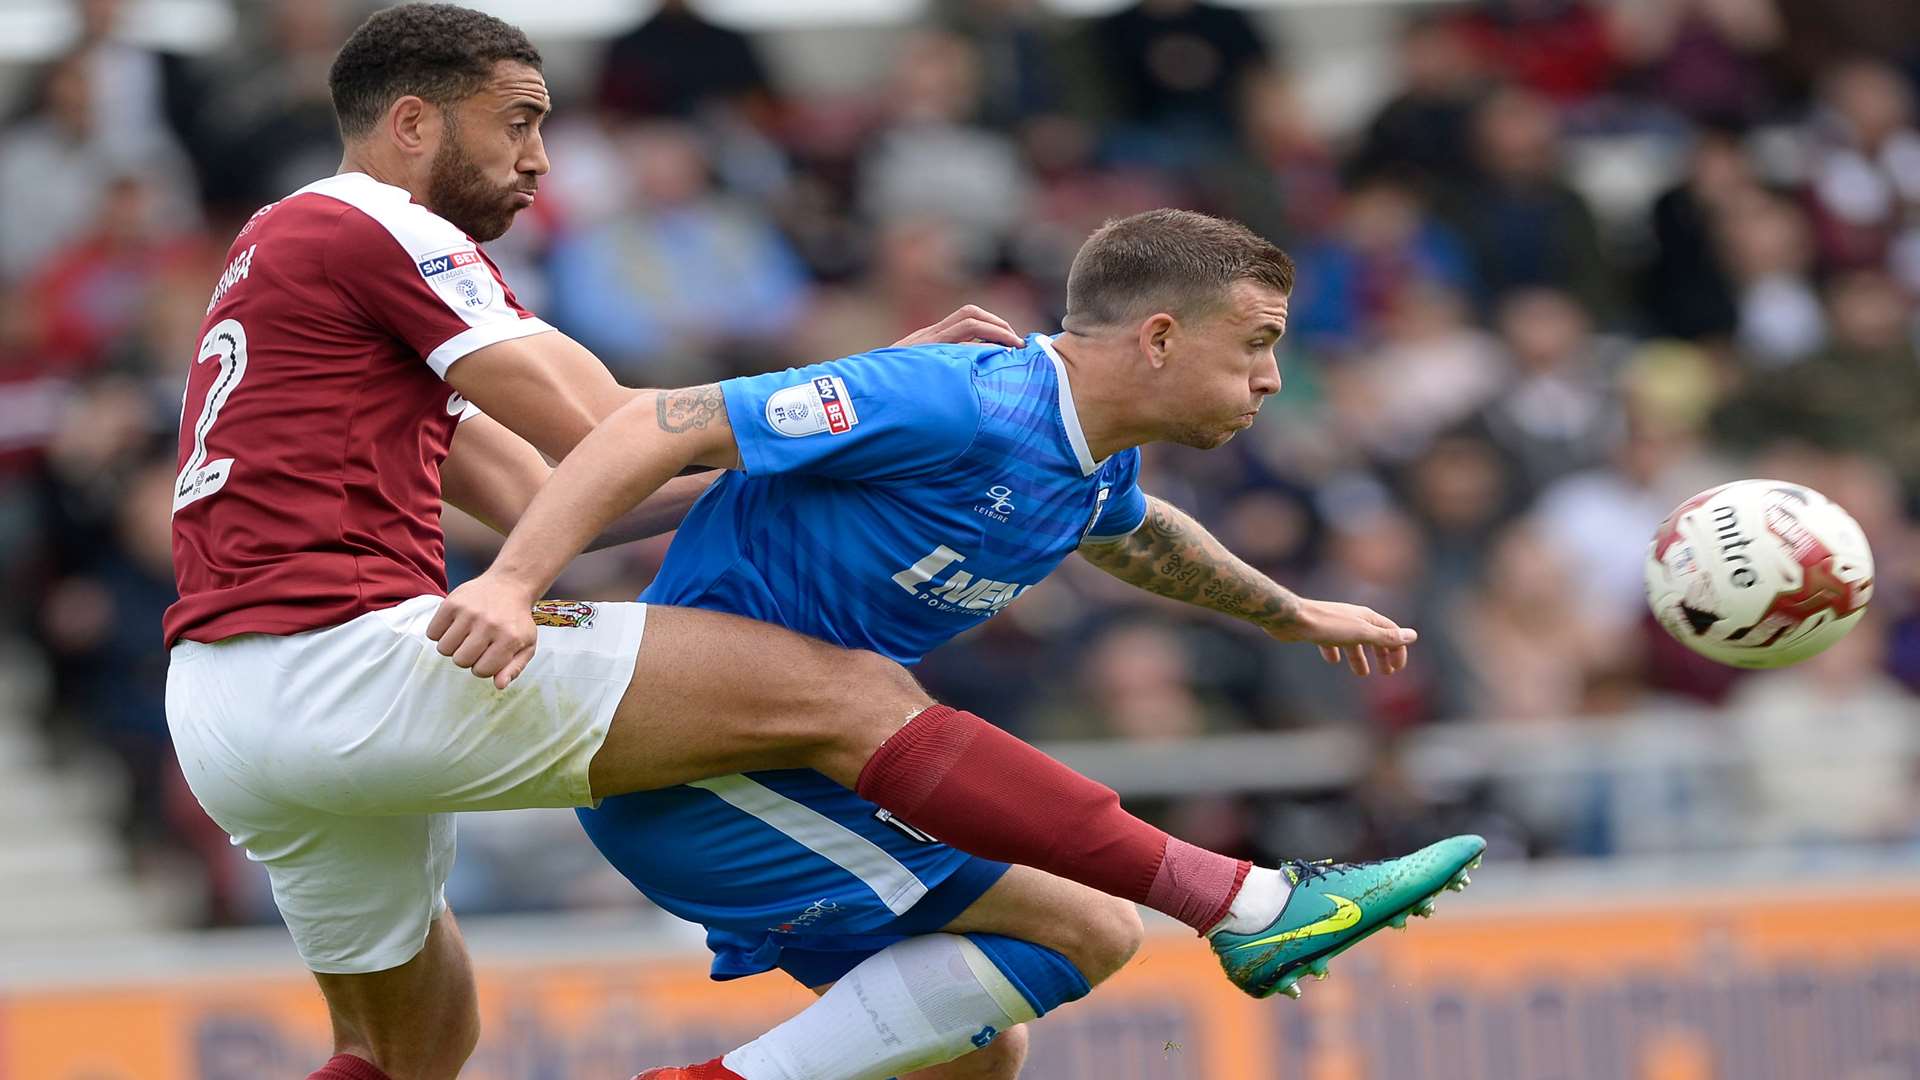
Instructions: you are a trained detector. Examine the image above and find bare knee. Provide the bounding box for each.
[803,647,932,783]
[911,1023,1025,1080]
[975,1023,1029,1077]
[1065,895,1144,986]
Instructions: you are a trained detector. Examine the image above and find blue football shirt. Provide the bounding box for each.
[641,334,1147,663]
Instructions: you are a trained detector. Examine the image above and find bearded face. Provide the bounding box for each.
[425,111,526,242]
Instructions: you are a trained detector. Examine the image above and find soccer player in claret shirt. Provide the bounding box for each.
[166,7,1469,1080]
[437,210,1485,1080]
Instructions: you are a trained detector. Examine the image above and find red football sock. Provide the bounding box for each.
[307,1054,392,1080]
[855,706,1251,933]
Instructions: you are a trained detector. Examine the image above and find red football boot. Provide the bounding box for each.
[631,1059,745,1080]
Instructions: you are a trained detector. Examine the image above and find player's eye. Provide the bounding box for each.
[510,120,530,136]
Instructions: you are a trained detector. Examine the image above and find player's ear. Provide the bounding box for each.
[1139,314,1176,370]
[387,95,434,156]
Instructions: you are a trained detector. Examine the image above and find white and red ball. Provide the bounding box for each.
[1644,479,1874,669]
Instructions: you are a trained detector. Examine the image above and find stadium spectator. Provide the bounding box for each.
[1087,0,1278,166]
[937,0,1097,134]
[38,459,177,849]
[171,0,347,219]
[1443,0,1619,109]
[1331,283,1506,465]
[545,122,808,382]
[0,48,198,282]
[1773,0,1920,97]
[1211,69,1341,244]
[596,0,775,123]
[1717,187,1827,366]
[23,174,201,373]
[1609,0,1783,123]
[1802,59,1920,288]
[1729,619,1919,845]
[1286,176,1474,352]
[1640,122,1752,342]
[69,0,194,164]
[793,217,1043,366]
[857,31,1034,268]
[1452,520,1621,721]
[1050,620,1224,742]
[1351,16,1490,199]
[1718,269,1920,498]
[1447,88,1613,316]
[1474,287,1623,497]
[1263,505,1440,732]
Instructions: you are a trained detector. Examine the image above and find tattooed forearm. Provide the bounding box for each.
[655,384,726,433]
[1080,496,1303,630]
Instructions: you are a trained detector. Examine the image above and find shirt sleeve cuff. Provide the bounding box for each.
[1083,513,1147,544]
[719,378,768,476]
[426,317,555,378]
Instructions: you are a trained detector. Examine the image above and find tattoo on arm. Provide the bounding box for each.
[1080,497,1302,630]
[655,384,725,433]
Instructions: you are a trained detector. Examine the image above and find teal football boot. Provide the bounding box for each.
[1210,834,1486,999]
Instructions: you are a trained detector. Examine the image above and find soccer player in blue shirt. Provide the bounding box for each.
[436,210,1483,1080]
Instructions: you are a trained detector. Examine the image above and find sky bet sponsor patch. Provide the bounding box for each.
[766,375,859,437]
[417,249,483,277]
[417,246,495,311]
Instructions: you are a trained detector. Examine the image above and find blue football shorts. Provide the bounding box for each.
[580,768,1010,988]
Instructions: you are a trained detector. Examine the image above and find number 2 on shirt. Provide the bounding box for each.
[173,318,248,515]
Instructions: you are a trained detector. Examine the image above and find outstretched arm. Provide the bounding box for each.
[438,305,1020,546]
[440,411,718,547]
[1077,495,1416,676]
[428,385,740,686]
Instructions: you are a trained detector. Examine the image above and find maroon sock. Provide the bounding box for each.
[855,706,1251,933]
[307,1054,392,1080]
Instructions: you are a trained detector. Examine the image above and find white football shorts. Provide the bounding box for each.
[166,594,647,974]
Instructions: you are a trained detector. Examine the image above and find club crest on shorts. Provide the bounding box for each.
[530,599,597,628]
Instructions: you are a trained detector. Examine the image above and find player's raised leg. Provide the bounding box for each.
[585,604,1255,935]
[578,603,1483,1000]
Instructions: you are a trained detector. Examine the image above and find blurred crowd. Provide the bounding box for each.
[3,0,1920,926]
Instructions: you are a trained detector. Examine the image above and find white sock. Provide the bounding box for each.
[1208,865,1292,937]
[721,934,1037,1080]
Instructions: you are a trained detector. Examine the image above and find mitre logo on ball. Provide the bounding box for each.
[1645,480,1874,669]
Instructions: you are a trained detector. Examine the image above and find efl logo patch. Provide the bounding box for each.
[765,375,859,438]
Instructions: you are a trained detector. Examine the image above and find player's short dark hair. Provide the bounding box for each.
[1063,210,1295,330]
[328,3,543,139]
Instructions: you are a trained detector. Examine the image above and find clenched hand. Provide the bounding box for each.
[427,574,541,689]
